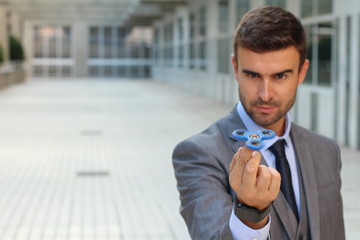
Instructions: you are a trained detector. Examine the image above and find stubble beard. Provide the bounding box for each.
[239,91,296,128]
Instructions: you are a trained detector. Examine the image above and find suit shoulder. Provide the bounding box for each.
[291,122,338,147]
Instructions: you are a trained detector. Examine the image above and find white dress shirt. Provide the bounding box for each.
[229,102,301,240]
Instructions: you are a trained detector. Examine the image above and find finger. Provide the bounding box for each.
[239,146,254,166]
[230,147,243,172]
[256,165,271,192]
[230,146,245,172]
[242,151,262,187]
[233,145,254,175]
[268,167,281,198]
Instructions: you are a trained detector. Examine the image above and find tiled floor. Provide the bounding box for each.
[0,78,358,240]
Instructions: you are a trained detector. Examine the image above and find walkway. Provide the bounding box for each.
[0,78,358,240]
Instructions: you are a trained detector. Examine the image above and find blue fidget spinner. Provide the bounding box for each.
[232,128,276,150]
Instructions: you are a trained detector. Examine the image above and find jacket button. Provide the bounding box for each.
[298,235,303,240]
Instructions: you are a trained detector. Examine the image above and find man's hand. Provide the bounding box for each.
[229,146,281,228]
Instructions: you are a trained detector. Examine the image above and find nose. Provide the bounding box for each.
[258,79,273,103]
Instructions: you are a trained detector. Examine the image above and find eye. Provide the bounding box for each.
[275,73,287,80]
[246,72,260,78]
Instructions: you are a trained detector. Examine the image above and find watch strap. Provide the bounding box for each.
[233,198,271,223]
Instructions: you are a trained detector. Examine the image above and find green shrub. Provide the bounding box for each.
[0,43,3,64]
[9,35,25,61]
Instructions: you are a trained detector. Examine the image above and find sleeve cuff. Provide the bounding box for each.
[229,208,271,240]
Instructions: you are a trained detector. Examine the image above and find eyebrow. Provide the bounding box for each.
[242,69,294,77]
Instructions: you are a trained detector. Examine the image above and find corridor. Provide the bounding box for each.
[0,78,358,239]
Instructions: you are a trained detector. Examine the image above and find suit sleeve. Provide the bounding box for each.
[334,144,346,239]
[172,138,234,240]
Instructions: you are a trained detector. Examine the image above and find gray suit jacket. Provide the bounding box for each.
[172,107,345,240]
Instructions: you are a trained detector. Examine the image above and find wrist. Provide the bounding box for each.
[241,215,269,229]
[233,197,271,223]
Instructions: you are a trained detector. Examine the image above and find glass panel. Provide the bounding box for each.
[144,66,151,77]
[219,0,229,33]
[164,23,173,67]
[48,28,57,58]
[199,41,207,70]
[104,27,112,58]
[301,0,313,18]
[118,66,126,77]
[62,66,71,77]
[178,18,183,41]
[304,25,313,84]
[178,45,183,67]
[131,66,139,77]
[217,37,230,73]
[89,27,99,58]
[236,0,250,23]
[189,13,195,39]
[199,7,207,37]
[317,22,333,86]
[104,66,112,77]
[265,0,286,8]
[34,26,44,58]
[89,66,99,76]
[33,66,44,76]
[131,45,140,58]
[318,0,332,15]
[49,65,57,76]
[62,26,71,58]
[189,43,195,69]
[144,46,151,59]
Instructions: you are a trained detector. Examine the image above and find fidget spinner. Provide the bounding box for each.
[232,129,276,150]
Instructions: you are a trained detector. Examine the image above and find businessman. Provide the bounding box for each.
[172,6,345,240]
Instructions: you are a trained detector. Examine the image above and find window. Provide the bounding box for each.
[219,0,229,33]
[104,27,112,58]
[90,27,99,58]
[178,18,184,67]
[199,41,207,70]
[236,0,250,23]
[304,21,335,86]
[302,0,332,18]
[265,0,286,8]
[218,0,230,73]
[199,7,207,70]
[62,27,71,58]
[88,26,152,78]
[199,7,207,37]
[164,23,174,67]
[153,28,160,64]
[189,13,196,69]
[32,26,73,77]
[118,27,126,58]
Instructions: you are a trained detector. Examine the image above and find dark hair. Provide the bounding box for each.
[233,6,307,66]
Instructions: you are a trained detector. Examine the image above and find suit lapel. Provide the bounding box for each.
[290,125,320,240]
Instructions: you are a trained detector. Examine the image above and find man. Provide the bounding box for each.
[172,6,345,240]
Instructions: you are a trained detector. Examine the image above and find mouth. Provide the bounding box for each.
[254,105,276,114]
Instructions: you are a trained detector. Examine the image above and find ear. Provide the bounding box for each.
[231,54,239,79]
[298,59,309,86]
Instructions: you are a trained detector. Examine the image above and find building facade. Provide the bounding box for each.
[2,0,360,150]
[152,0,360,150]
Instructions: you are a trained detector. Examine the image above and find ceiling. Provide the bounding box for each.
[4,0,188,26]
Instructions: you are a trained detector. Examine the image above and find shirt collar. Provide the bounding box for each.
[236,101,292,149]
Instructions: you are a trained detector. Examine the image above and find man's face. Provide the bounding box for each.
[231,46,309,135]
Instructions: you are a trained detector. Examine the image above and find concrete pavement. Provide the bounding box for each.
[0,78,357,239]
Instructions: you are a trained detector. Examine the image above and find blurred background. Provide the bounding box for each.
[0,0,359,239]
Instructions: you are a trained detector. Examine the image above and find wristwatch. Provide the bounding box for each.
[234,198,271,223]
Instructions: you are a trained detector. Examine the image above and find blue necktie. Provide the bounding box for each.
[269,140,298,220]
